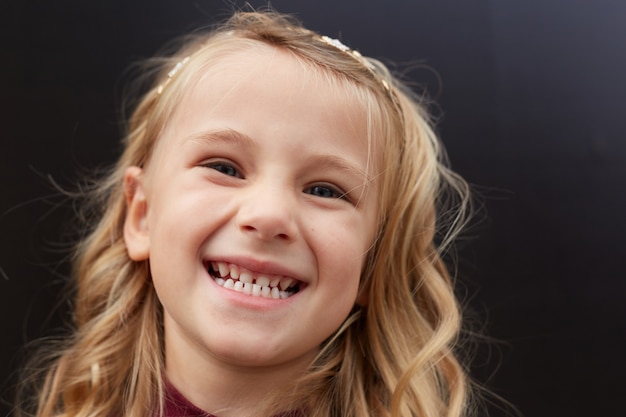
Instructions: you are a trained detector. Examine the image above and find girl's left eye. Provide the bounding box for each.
[305,184,345,200]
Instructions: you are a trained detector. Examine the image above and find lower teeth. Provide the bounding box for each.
[214,277,292,299]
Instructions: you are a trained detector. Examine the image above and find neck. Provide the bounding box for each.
[166,361,304,417]
[163,321,313,417]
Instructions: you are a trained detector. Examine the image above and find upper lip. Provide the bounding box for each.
[203,255,306,283]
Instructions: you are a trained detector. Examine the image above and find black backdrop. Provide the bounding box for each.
[2,1,625,416]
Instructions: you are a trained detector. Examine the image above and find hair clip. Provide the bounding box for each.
[156,37,391,96]
[318,35,390,92]
[320,36,351,53]
[156,56,191,95]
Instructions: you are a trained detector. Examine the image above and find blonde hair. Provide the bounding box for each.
[17,10,474,417]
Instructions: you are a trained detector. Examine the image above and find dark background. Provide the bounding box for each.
[2,1,625,416]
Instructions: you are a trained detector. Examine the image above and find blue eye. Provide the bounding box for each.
[305,185,344,199]
[204,161,242,178]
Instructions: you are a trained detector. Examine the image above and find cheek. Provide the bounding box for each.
[149,183,225,236]
[314,219,373,290]
[145,192,220,280]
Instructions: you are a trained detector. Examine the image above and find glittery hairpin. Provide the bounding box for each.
[318,35,391,92]
[156,56,190,94]
[156,35,391,96]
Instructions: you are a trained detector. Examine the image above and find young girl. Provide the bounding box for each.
[18,10,473,417]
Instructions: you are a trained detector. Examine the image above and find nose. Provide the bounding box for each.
[236,183,298,242]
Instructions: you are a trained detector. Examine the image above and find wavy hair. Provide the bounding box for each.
[17,10,474,417]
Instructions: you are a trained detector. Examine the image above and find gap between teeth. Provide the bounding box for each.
[210,261,297,299]
[215,278,291,299]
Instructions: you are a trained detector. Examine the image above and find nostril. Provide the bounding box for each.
[236,208,298,240]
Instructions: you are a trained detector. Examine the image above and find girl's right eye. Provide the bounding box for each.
[202,161,243,178]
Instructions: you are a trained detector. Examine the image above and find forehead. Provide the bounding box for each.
[155,44,381,167]
[191,44,365,117]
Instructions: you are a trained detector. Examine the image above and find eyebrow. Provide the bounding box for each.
[182,128,256,149]
[183,128,371,183]
[304,154,371,184]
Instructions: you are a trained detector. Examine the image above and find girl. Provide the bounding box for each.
[18,10,474,417]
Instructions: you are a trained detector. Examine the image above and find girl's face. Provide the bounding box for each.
[124,46,379,383]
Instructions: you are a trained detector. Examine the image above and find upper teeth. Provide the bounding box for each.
[209,261,298,299]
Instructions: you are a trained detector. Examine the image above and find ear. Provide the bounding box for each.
[123,166,150,261]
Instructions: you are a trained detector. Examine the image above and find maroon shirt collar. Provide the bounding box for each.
[162,379,215,417]
[160,379,302,417]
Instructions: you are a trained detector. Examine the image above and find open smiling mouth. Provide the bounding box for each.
[207,261,302,299]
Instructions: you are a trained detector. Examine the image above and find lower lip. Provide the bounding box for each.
[206,272,298,309]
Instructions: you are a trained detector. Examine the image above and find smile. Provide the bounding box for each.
[207,261,302,299]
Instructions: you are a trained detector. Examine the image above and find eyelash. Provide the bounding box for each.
[202,160,350,202]
[304,184,348,200]
[203,160,243,178]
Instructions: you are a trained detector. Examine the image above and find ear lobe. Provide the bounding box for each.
[123,166,150,261]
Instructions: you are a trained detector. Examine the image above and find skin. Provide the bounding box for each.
[124,45,380,417]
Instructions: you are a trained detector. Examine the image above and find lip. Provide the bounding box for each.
[202,255,307,284]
